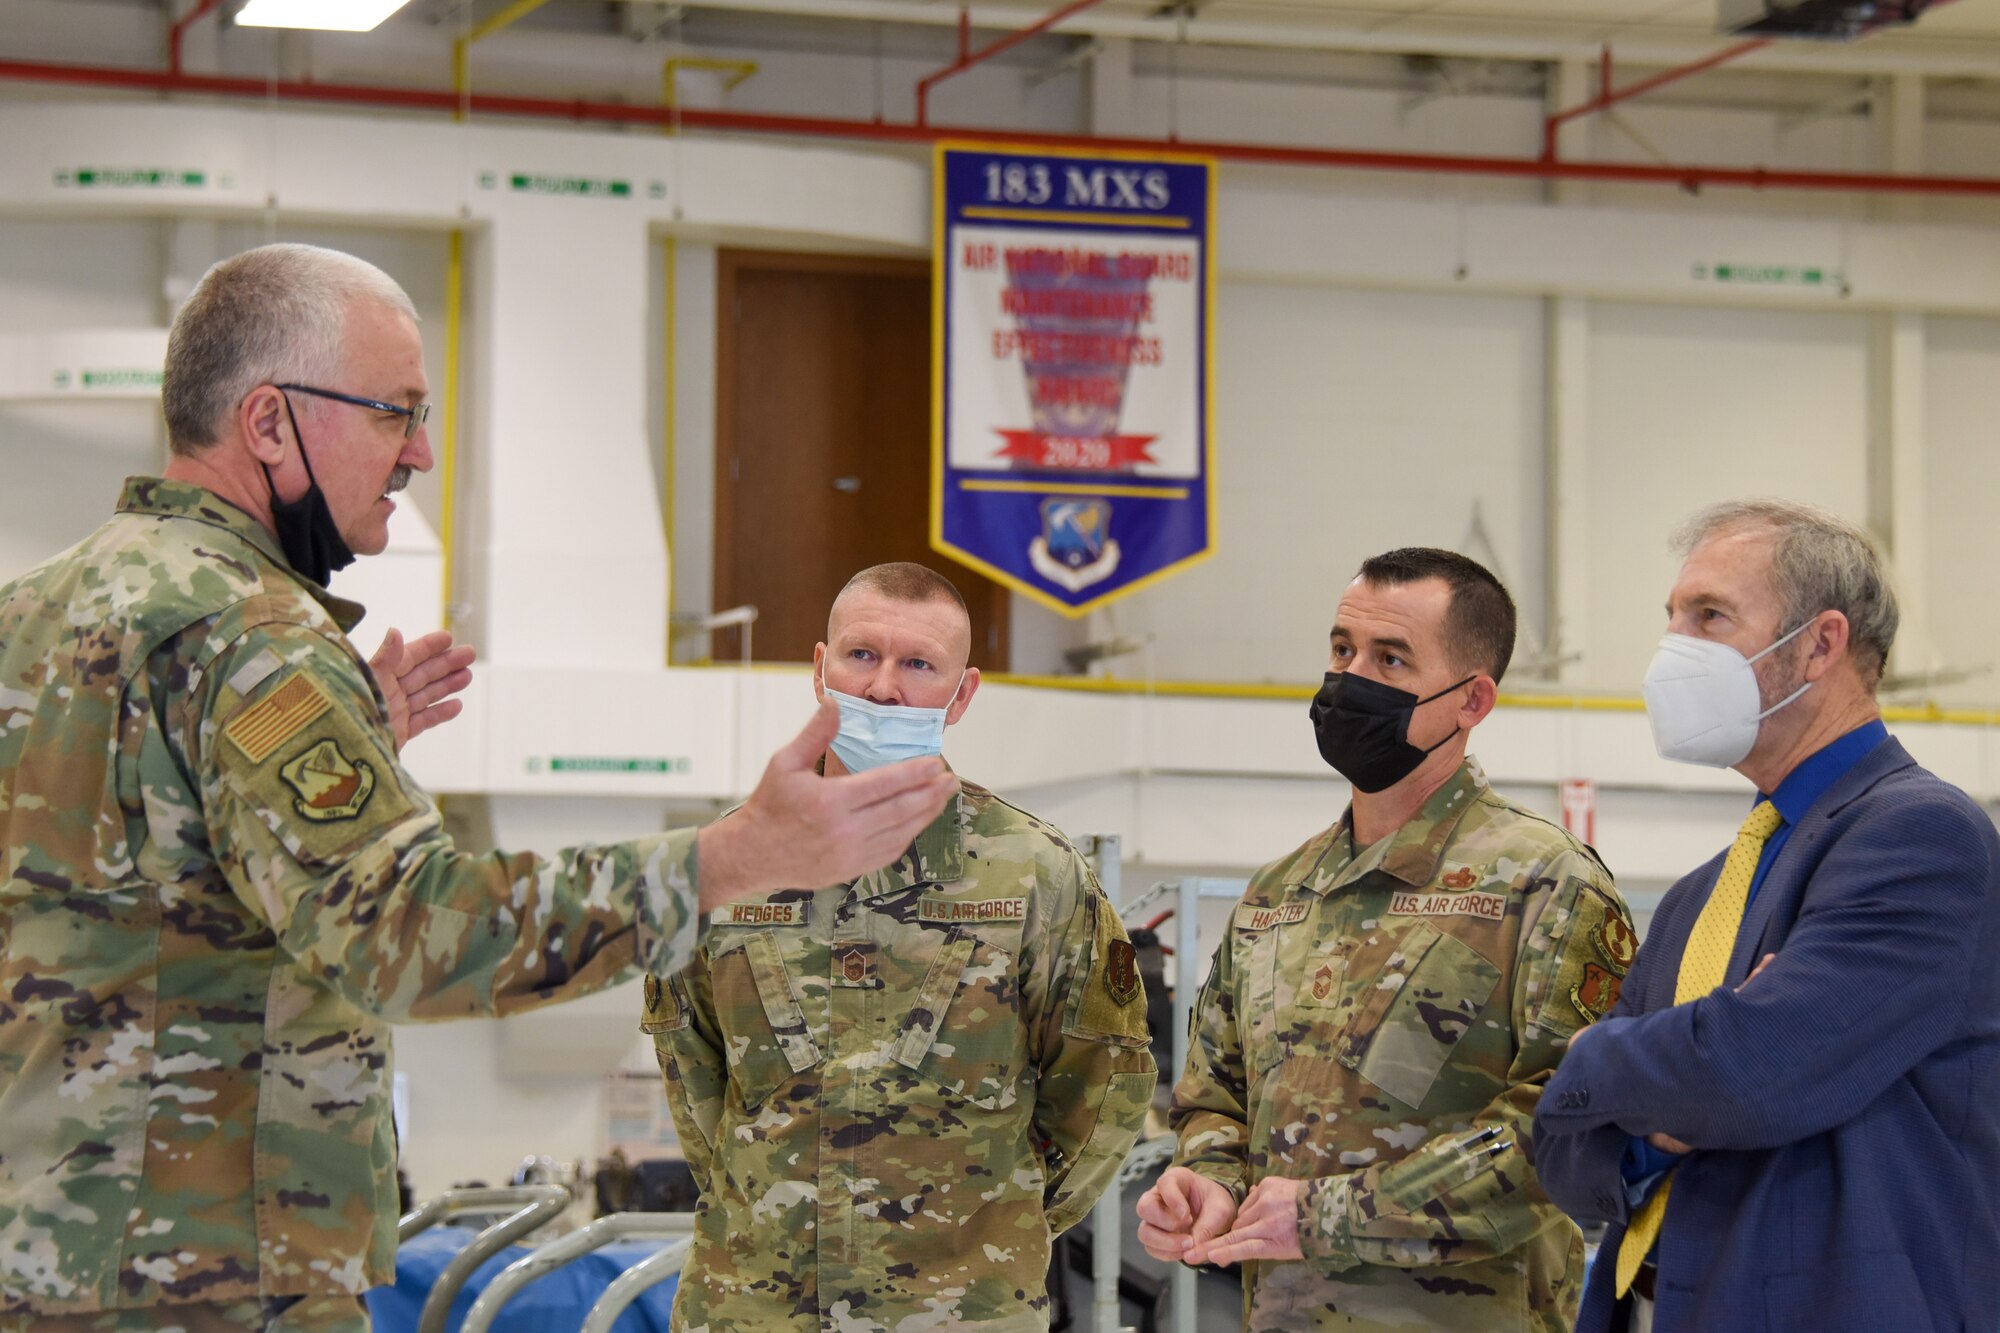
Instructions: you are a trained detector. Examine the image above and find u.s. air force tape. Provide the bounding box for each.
[919,896,1027,923]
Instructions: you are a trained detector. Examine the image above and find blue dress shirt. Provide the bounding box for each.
[1618,719,1892,1204]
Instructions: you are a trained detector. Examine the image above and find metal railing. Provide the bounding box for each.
[1076,836,1248,1333]
[580,1230,696,1333]
[395,1185,571,1333]
[458,1211,696,1333]
[669,604,757,664]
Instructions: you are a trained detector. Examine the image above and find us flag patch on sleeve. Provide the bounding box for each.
[224,671,333,764]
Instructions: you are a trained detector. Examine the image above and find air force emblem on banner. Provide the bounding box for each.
[1028,497,1120,592]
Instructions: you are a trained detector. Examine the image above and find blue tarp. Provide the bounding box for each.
[367,1225,680,1333]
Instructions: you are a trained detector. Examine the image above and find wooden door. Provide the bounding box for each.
[714,249,1010,668]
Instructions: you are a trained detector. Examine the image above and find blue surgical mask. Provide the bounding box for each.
[822,677,963,772]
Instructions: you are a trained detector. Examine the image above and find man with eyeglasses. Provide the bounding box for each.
[0,243,956,1333]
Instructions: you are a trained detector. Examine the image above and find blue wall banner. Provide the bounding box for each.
[931,142,1216,618]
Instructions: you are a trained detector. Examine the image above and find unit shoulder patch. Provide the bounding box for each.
[1597,913,1638,969]
[1530,875,1635,1040]
[1065,896,1151,1047]
[216,663,415,868]
[1570,960,1623,1022]
[278,737,376,821]
[1104,938,1140,1006]
[639,973,688,1034]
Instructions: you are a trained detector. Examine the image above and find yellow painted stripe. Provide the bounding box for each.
[961,206,1191,229]
[675,661,2000,724]
[959,479,1190,500]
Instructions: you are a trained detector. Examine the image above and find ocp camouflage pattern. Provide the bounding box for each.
[1172,758,1633,1331]
[0,478,704,1316]
[648,779,1156,1331]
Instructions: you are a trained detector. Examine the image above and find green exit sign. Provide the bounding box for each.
[509,173,632,199]
[527,756,693,774]
[57,168,207,189]
[81,369,163,389]
[1693,262,1842,288]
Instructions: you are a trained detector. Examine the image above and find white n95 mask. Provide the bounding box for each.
[824,679,962,772]
[1642,624,1813,768]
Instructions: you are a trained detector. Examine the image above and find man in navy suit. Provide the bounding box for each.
[1534,498,2000,1333]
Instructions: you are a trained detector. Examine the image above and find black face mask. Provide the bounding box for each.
[264,393,355,587]
[1308,671,1473,794]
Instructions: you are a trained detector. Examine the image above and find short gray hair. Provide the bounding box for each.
[162,243,418,455]
[1671,498,1899,689]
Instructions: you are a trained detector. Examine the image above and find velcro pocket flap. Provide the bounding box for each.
[1344,926,1502,1109]
[744,932,821,1074]
[892,930,976,1070]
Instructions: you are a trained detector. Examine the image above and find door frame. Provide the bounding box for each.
[712,246,1010,666]
[714,249,929,644]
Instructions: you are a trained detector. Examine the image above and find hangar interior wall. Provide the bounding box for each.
[5,24,2000,1194]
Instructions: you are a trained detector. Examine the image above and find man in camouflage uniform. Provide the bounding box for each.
[648,563,1156,1331]
[1137,548,1634,1331]
[0,245,956,1332]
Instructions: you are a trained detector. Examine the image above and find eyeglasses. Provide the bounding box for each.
[278,383,432,441]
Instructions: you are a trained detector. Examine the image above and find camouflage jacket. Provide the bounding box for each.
[1172,759,1632,1332]
[647,779,1156,1331]
[0,478,702,1315]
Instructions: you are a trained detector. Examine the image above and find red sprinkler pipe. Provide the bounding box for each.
[168,0,226,76]
[6,56,2000,199]
[916,0,1105,127]
[1543,0,1962,161]
[1543,37,1770,160]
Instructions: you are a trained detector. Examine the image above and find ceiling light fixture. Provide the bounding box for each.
[235,0,415,33]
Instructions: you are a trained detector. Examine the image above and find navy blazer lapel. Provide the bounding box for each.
[1732,735,1916,975]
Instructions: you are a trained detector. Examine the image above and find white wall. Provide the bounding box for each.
[1101,281,1548,684]
[0,218,163,575]
[1581,301,1873,693]
[0,218,452,603]
[1923,314,2000,706]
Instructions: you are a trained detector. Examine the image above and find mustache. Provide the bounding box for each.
[384,466,413,496]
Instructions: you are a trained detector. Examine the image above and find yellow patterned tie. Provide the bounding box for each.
[1613,800,1783,1299]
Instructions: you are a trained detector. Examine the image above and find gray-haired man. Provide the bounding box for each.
[1535,499,2000,1333]
[0,243,955,1332]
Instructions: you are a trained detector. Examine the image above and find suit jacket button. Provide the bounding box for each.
[1576,1089,1590,1107]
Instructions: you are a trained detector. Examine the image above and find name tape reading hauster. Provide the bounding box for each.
[1386,891,1506,923]
[1235,902,1311,932]
[718,901,810,927]
[919,896,1028,923]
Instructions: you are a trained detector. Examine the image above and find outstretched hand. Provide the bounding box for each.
[695,701,959,912]
[368,628,477,751]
